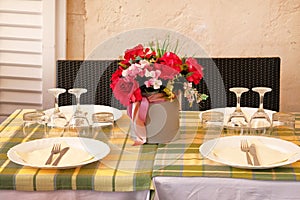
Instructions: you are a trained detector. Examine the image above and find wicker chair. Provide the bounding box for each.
[57,57,280,111]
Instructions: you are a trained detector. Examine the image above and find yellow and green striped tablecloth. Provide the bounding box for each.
[0,109,157,191]
[152,112,300,181]
[2,109,300,192]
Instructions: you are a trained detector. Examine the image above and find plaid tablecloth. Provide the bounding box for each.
[1,109,300,192]
[0,109,157,192]
[153,112,300,181]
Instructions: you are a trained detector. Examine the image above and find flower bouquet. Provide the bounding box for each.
[110,42,208,145]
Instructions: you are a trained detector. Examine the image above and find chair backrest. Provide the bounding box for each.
[57,60,125,109]
[194,57,280,112]
[57,57,280,111]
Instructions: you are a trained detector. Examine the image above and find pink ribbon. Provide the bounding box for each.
[127,93,166,145]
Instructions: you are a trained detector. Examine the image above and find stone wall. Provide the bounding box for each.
[67,0,300,112]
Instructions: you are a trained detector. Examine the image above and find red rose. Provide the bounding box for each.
[110,68,123,89]
[112,78,141,106]
[154,63,179,80]
[159,52,182,73]
[124,44,145,61]
[185,57,203,85]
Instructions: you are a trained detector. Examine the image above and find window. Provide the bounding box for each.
[0,0,66,122]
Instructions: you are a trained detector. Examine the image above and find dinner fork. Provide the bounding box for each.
[240,139,253,165]
[45,143,61,165]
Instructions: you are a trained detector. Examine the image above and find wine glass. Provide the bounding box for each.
[23,111,47,138]
[226,87,249,134]
[270,112,296,141]
[92,112,114,140]
[47,88,68,137]
[249,87,272,134]
[67,88,90,137]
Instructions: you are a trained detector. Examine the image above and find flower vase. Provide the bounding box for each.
[145,98,180,143]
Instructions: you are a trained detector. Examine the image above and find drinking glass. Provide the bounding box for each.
[249,87,272,135]
[23,111,47,137]
[270,112,296,141]
[47,88,68,137]
[201,111,224,128]
[226,87,249,134]
[201,111,224,141]
[92,112,114,141]
[67,88,90,137]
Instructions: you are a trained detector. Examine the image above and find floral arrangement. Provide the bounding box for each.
[110,43,208,107]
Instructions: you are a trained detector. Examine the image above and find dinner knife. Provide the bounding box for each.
[249,144,260,166]
[52,147,70,166]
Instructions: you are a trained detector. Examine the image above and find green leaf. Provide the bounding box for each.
[200,94,209,100]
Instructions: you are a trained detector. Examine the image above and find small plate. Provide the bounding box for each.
[199,135,300,169]
[7,137,110,169]
[44,104,123,125]
[199,107,276,127]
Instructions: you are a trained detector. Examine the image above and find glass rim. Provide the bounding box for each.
[23,111,46,121]
[92,112,114,123]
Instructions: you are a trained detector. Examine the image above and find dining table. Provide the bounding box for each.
[152,111,300,200]
[0,109,155,200]
[1,108,300,200]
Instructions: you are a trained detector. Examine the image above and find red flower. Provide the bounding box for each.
[110,44,207,107]
[112,78,141,106]
[124,44,144,60]
[154,63,179,80]
[185,57,203,85]
[110,67,123,89]
[159,52,182,73]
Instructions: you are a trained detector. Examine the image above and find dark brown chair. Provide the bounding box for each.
[57,57,280,111]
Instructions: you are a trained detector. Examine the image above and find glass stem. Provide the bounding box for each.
[75,94,81,114]
[236,93,241,112]
[54,95,60,113]
[258,93,264,112]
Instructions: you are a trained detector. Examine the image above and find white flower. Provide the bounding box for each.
[122,69,128,77]
[144,78,162,89]
[139,60,149,68]
[145,69,155,78]
[153,79,162,89]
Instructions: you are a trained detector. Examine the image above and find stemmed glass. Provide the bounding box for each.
[249,87,272,134]
[67,88,90,137]
[226,87,249,133]
[47,88,68,137]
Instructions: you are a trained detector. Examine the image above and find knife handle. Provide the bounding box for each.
[253,155,260,166]
[52,147,69,166]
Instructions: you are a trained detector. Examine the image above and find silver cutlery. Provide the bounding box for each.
[52,147,70,166]
[249,144,260,166]
[45,143,61,165]
[240,139,253,165]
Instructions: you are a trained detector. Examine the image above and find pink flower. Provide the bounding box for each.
[110,43,207,107]
[154,63,179,80]
[112,78,141,106]
[144,78,162,89]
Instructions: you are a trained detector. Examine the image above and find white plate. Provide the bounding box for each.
[199,135,300,169]
[199,107,276,126]
[7,137,110,169]
[44,104,123,124]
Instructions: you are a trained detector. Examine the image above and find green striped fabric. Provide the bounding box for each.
[152,112,300,181]
[0,109,157,191]
[1,110,300,192]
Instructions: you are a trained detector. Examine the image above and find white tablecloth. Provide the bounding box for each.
[0,190,149,200]
[153,177,300,200]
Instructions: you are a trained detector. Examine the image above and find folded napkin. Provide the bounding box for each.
[212,139,296,166]
[16,142,94,167]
